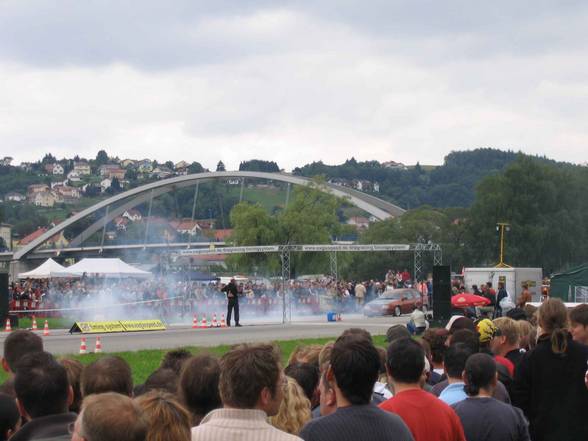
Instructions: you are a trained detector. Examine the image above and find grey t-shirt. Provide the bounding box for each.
[300,404,414,441]
[452,397,530,441]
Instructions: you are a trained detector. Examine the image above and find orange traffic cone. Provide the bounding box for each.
[79,337,87,354]
[200,316,208,329]
[212,313,218,328]
[192,315,199,329]
[4,318,11,332]
[95,337,102,353]
[43,320,50,336]
[32,316,38,331]
[220,314,227,328]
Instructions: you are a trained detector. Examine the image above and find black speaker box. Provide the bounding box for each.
[433,265,451,321]
[0,273,9,322]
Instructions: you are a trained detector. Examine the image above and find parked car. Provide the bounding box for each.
[363,288,428,317]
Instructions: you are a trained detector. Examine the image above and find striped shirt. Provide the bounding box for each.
[192,408,302,441]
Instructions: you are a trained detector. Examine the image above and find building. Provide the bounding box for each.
[17,227,69,250]
[373,182,380,192]
[347,216,370,230]
[0,223,12,250]
[170,219,202,236]
[5,192,26,202]
[33,191,57,207]
[54,185,81,200]
[120,159,136,168]
[137,159,153,173]
[99,164,125,179]
[73,162,91,175]
[382,160,407,170]
[214,229,233,242]
[122,209,142,222]
[27,184,49,196]
[67,170,81,182]
[100,178,112,192]
[174,160,189,170]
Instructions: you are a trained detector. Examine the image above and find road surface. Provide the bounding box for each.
[0,314,408,355]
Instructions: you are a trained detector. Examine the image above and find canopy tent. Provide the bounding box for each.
[17,258,67,279]
[550,264,588,302]
[54,258,152,278]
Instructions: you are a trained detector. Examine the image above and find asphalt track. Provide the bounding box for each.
[0,314,408,356]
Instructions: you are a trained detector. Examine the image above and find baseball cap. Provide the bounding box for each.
[476,319,502,343]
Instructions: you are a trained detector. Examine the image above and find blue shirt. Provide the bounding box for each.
[438,382,467,405]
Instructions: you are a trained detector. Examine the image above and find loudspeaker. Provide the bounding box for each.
[0,273,8,321]
[433,265,451,321]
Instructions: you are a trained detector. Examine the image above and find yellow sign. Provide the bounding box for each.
[70,321,125,334]
[69,319,166,334]
[120,320,166,332]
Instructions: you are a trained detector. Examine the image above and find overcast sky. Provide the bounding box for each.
[1,1,587,170]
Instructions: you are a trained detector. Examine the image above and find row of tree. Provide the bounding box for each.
[228,155,588,278]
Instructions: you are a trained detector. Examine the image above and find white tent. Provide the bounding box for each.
[18,258,67,279]
[54,258,152,278]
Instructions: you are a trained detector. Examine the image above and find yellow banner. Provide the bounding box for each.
[120,319,166,332]
[71,321,125,334]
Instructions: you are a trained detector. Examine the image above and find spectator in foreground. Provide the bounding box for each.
[438,343,473,406]
[0,393,20,441]
[81,356,133,398]
[192,343,301,441]
[269,376,311,435]
[453,353,530,441]
[512,298,588,441]
[569,303,588,346]
[12,351,75,441]
[160,348,192,374]
[300,335,413,441]
[379,338,465,441]
[71,392,147,441]
[0,331,43,396]
[179,354,222,426]
[59,358,84,413]
[284,363,319,409]
[135,390,192,441]
[492,317,524,368]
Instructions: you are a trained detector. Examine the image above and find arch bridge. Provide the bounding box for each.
[5,171,405,279]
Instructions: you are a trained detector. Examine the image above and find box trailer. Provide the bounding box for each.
[464,267,543,302]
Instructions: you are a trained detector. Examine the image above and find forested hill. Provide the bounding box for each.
[293,148,550,208]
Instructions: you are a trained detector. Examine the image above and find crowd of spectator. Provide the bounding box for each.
[1,297,587,441]
[8,269,430,319]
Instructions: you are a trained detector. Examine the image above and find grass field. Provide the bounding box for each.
[0,335,388,385]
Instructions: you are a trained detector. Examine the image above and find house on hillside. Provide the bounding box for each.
[151,166,173,179]
[100,178,112,192]
[27,184,50,202]
[169,219,202,236]
[73,161,91,175]
[67,170,81,182]
[214,229,233,242]
[196,219,215,230]
[5,192,26,202]
[174,160,189,170]
[120,159,136,168]
[99,164,125,179]
[122,209,142,222]
[347,216,370,230]
[50,163,64,175]
[0,223,12,250]
[137,159,153,173]
[373,182,380,192]
[16,227,69,250]
[33,191,57,207]
[54,185,81,200]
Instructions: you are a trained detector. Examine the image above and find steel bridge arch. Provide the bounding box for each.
[14,171,405,260]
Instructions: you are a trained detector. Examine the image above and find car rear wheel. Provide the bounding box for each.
[394,306,401,317]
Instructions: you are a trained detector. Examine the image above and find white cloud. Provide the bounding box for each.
[0,2,587,170]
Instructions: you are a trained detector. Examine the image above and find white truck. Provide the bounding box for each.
[463,267,543,303]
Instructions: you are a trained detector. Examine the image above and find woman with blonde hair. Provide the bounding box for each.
[135,390,191,441]
[269,376,311,435]
[512,298,588,441]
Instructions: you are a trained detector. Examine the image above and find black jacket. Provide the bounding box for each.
[10,412,77,441]
[221,282,239,301]
[512,334,588,441]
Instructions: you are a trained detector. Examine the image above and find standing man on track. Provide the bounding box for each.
[222,278,241,327]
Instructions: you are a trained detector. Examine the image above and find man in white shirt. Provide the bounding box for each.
[192,343,301,441]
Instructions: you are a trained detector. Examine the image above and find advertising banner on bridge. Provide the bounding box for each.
[70,319,166,334]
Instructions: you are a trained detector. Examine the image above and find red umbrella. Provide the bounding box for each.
[451,293,491,308]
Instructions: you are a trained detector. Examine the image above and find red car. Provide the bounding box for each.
[363,288,428,317]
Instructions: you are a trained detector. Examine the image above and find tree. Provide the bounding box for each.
[188,162,205,174]
[95,150,109,166]
[108,177,122,194]
[239,160,280,173]
[41,153,56,165]
[164,161,174,170]
[216,161,226,172]
[125,168,138,182]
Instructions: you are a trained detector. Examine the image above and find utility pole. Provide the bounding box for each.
[495,222,512,268]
